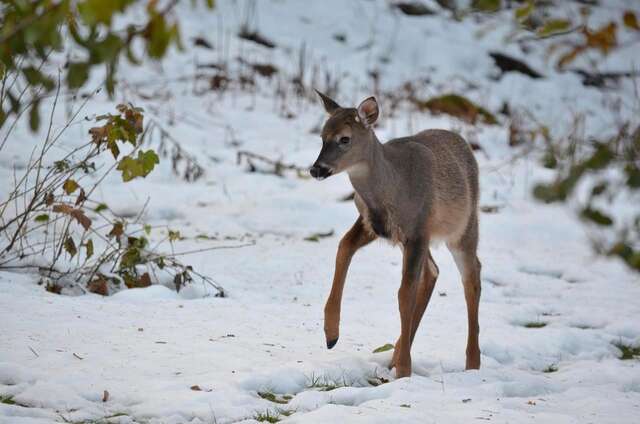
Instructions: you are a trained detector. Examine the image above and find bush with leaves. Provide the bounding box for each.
[511,1,640,70]
[0,0,214,132]
[534,124,640,272]
[0,97,225,296]
[0,0,226,295]
[460,1,640,273]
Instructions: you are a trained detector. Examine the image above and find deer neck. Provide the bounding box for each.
[347,133,395,209]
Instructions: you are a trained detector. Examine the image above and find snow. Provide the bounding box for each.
[2,0,640,423]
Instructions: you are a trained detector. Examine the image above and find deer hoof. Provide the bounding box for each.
[326,337,339,349]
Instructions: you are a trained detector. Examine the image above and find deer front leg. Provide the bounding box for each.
[324,216,375,349]
[394,238,426,378]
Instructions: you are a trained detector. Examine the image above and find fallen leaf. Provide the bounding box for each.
[87,276,108,296]
[623,11,639,31]
[304,230,334,242]
[372,343,394,353]
[138,272,152,287]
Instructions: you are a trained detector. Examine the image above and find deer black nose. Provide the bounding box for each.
[310,163,332,180]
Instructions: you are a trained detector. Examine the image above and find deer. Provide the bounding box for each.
[309,90,482,378]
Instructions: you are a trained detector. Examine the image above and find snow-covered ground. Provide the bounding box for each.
[2,1,640,423]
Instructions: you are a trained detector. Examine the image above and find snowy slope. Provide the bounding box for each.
[2,0,640,423]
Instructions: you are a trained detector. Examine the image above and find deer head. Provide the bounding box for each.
[310,90,380,180]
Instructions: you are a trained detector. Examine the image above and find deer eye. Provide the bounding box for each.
[338,136,351,145]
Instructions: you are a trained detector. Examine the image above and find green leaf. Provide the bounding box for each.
[54,160,70,172]
[144,224,151,235]
[304,230,334,242]
[116,149,159,182]
[64,236,77,258]
[29,100,40,131]
[63,179,80,194]
[120,245,142,269]
[92,34,123,63]
[515,1,534,22]
[34,214,50,223]
[107,139,120,159]
[542,150,558,169]
[625,164,640,188]
[155,256,166,270]
[77,0,134,26]
[584,143,614,170]
[94,203,108,213]
[590,182,608,197]
[67,62,89,89]
[22,67,44,86]
[471,0,501,13]
[85,238,94,258]
[106,61,117,97]
[581,207,613,226]
[537,19,572,37]
[372,343,395,353]
[533,183,563,203]
[168,230,181,242]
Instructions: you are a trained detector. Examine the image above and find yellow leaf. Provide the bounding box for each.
[557,46,586,69]
[585,22,617,54]
[623,11,640,31]
[63,179,79,194]
[537,19,571,37]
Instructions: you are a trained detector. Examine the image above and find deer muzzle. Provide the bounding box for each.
[310,162,333,180]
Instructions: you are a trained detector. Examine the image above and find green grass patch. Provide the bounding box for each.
[573,324,595,330]
[543,364,558,373]
[306,370,389,393]
[306,373,349,391]
[0,395,16,405]
[254,410,282,423]
[613,342,640,360]
[279,409,294,417]
[0,394,31,408]
[524,321,547,328]
[258,391,290,404]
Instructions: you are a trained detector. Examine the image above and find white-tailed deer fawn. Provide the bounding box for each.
[310,91,482,378]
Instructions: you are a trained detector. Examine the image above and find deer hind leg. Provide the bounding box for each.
[324,216,376,349]
[390,251,438,370]
[394,238,426,378]
[448,220,482,370]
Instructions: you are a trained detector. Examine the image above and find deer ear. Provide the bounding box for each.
[357,96,379,127]
[315,89,341,115]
